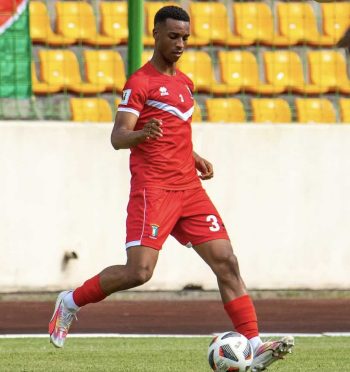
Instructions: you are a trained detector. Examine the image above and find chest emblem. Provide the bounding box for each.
[159,86,169,96]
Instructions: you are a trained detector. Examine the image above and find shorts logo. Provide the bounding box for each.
[121,89,131,105]
[150,224,159,239]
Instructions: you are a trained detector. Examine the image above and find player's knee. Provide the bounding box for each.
[214,253,241,282]
[128,265,154,286]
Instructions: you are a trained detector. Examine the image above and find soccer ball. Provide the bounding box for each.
[208,332,253,372]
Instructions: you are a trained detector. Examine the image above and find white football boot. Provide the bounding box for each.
[49,290,78,348]
[251,335,295,371]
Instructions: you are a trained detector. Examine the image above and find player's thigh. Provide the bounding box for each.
[171,187,229,247]
[126,188,182,250]
[126,245,159,273]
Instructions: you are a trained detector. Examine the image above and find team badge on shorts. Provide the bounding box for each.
[150,224,159,239]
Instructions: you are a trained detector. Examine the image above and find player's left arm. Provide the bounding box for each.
[193,151,214,180]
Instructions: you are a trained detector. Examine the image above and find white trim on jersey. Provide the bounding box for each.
[118,107,140,117]
[125,240,141,249]
[146,100,194,121]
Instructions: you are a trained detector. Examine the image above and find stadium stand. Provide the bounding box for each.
[55,1,119,45]
[4,0,350,122]
[177,51,239,94]
[100,1,128,44]
[70,97,113,122]
[307,50,350,94]
[263,50,329,94]
[206,98,246,123]
[277,2,334,46]
[339,98,350,123]
[30,1,76,45]
[84,50,126,93]
[38,49,107,94]
[251,98,292,123]
[321,2,350,45]
[189,2,252,46]
[232,2,291,46]
[32,62,62,94]
[295,98,337,123]
[218,50,285,94]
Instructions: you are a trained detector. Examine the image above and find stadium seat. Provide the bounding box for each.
[295,98,336,123]
[321,2,350,45]
[32,62,62,94]
[251,99,292,123]
[177,51,239,94]
[100,1,128,44]
[70,98,113,122]
[192,101,202,123]
[263,50,329,94]
[29,1,76,45]
[232,2,291,46]
[277,2,334,46]
[339,98,350,123]
[142,50,154,66]
[38,49,106,94]
[84,50,126,93]
[190,2,253,46]
[307,50,350,94]
[206,98,246,123]
[218,50,284,95]
[56,1,119,45]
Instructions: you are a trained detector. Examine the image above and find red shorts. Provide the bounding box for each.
[125,187,230,250]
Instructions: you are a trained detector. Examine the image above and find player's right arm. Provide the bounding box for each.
[111,113,163,150]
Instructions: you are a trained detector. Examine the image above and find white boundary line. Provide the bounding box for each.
[1,332,350,339]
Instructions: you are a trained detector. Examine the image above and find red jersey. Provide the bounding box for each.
[118,62,201,191]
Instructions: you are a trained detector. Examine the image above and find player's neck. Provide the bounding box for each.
[150,56,176,76]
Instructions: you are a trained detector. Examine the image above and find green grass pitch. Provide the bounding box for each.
[0,336,349,371]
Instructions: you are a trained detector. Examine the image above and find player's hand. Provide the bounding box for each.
[142,118,163,140]
[194,154,214,180]
[337,27,350,51]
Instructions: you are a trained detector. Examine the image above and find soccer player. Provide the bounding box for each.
[49,6,294,371]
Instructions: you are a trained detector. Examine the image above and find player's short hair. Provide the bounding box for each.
[154,6,190,26]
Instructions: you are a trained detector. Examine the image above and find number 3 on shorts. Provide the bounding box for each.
[206,215,220,232]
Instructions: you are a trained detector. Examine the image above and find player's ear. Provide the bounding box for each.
[153,27,159,40]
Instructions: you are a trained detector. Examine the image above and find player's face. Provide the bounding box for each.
[154,18,190,63]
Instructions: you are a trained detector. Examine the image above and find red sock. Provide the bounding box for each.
[72,274,107,307]
[224,294,259,339]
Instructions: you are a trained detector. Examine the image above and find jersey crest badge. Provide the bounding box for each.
[159,87,169,96]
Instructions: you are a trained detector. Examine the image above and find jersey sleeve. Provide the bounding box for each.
[118,74,148,118]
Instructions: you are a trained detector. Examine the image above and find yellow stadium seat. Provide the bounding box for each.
[56,1,119,45]
[277,2,334,46]
[295,98,336,123]
[251,99,292,123]
[177,51,239,94]
[70,98,113,122]
[142,50,154,66]
[206,99,246,123]
[321,2,350,44]
[38,49,106,94]
[32,62,62,94]
[307,50,350,94]
[233,2,291,46]
[30,1,76,45]
[339,98,350,123]
[190,2,252,46]
[100,1,128,44]
[218,50,284,95]
[193,101,202,123]
[263,51,329,94]
[84,50,126,93]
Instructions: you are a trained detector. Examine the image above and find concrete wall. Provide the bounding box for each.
[1,121,350,291]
